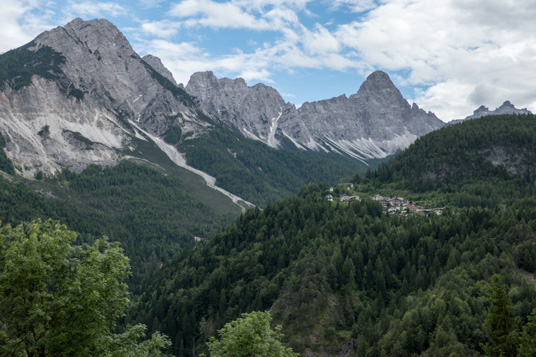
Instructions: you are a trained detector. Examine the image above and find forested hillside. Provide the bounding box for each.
[132,114,536,355]
[370,114,536,192]
[2,113,536,355]
[0,159,239,292]
[0,123,366,290]
[178,125,368,206]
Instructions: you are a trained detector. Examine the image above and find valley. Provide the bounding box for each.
[1,17,536,356]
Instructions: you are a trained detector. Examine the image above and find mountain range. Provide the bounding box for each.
[447,100,533,125]
[185,70,444,162]
[2,17,536,357]
[0,18,443,190]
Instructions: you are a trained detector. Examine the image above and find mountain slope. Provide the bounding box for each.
[133,113,536,355]
[0,18,209,179]
[178,125,367,206]
[0,142,243,291]
[186,70,445,161]
[372,113,536,193]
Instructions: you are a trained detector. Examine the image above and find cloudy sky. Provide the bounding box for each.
[2,0,535,121]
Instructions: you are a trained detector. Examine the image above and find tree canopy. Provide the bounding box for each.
[206,311,298,357]
[0,219,170,356]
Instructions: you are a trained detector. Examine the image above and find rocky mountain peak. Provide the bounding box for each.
[36,18,134,59]
[186,71,221,101]
[463,101,532,120]
[474,105,489,114]
[499,100,514,109]
[350,70,409,110]
[0,18,210,178]
[185,71,288,144]
[142,55,177,85]
[358,70,394,91]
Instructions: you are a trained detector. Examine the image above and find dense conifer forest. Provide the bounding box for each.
[1,114,536,355]
[130,114,536,355]
[178,125,368,206]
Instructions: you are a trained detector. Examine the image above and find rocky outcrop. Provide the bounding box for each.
[187,70,444,161]
[279,71,444,161]
[449,101,533,125]
[185,71,290,146]
[0,18,209,177]
[142,54,178,86]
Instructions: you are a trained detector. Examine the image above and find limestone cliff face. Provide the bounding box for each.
[0,18,209,177]
[185,71,290,146]
[464,101,532,120]
[278,71,444,160]
[0,18,445,178]
[187,70,445,161]
[142,54,178,86]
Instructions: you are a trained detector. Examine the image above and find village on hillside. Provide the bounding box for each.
[326,184,444,217]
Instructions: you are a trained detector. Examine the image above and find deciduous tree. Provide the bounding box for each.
[0,219,169,356]
[206,311,297,357]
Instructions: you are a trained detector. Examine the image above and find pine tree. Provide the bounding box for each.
[482,274,519,357]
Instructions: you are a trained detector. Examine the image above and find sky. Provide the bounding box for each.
[1,0,535,121]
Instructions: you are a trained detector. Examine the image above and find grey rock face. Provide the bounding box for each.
[279,71,444,160]
[187,70,444,161]
[450,101,533,124]
[465,101,533,120]
[0,18,209,177]
[142,55,178,86]
[186,71,290,146]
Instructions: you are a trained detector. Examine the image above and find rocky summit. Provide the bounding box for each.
[0,18,208,178]
[464,101,533,120]
[1,17,444,179]
[186,70,445,162]
[185,71,289,147]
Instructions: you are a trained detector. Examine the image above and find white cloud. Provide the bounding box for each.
[330,0,377,13]
[141,20,181,38]
[66,1,127,18]
[231,0,310,11]
[169,0,271,30]
[138,0,166,8]
[136,38,274,85]
[0,0,55,53]
[330,0,536,120]
[302,24,340,55]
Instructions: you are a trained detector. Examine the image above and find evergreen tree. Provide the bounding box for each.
[482,274,519,357]
[519,309,536,356]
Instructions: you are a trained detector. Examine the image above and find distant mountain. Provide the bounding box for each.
[448,100,533,125]
[185,71,288,148]
[0,18,209,179]
[186,70,445,162]
[373,113,536,192]
[0,18,371,211]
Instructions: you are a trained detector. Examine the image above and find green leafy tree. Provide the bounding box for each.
[0,219,170,356]
[482,274,519,357]
[206,311,298,357]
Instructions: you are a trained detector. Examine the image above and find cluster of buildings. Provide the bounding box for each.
[325,185,360,203]
[325,189,444,216]
[370,194,443,216]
